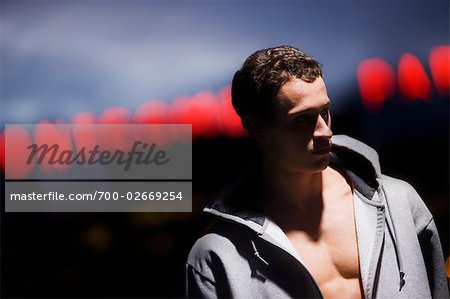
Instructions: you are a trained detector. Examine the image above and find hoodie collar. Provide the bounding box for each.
[204,163,267,234]
[330,135,381,199]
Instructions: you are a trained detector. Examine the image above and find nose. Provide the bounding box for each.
[313,114,332,140]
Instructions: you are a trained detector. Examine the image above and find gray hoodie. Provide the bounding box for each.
[186,135,449,298]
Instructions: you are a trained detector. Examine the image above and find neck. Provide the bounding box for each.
[260,160,327,236]
[261,160,325,207]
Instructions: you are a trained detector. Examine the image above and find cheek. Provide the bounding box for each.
[284,126,315,147]
[271,133,312,155]
[264,124,315,153]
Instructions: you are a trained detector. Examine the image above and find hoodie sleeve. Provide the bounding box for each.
[407,184,449,298]
[185,233,233,299]
[418,219,449,298]
[186,264,217,299]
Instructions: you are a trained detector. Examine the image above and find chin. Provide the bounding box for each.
[309,156,330,173]
[291,159,329,175]
[279,154,330,174]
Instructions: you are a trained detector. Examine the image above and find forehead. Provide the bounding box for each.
[275,77,330,115]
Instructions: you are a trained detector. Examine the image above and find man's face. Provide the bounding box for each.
[259,76,333,174]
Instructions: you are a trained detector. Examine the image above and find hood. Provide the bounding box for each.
[329,134,381,199]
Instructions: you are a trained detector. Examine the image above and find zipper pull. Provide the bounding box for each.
[399,271,405,291]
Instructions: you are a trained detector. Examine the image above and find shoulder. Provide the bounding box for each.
[381,174,433,232]
[381,174,416,196]
[187,222,251,271]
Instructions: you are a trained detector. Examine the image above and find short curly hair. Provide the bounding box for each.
[231,45,323,126]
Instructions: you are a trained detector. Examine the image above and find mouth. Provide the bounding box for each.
[311,146,331,155]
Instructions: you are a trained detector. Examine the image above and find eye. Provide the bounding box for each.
[294,114,311,124]
[320,107,330,123]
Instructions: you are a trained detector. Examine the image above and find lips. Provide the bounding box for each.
[311,146,331,155]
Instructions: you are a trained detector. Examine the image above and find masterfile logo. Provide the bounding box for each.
[26,141,170,171]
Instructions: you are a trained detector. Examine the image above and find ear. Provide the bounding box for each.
[242,116,267,142]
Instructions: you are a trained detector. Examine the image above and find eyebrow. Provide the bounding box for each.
[288,100,331,116]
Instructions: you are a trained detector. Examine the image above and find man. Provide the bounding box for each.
[186,45,448,298]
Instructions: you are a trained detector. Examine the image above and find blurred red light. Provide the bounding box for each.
[71,112,96,124]
[398,53,432,101]
[134,100,171,124]
[33,121,73,174]
[96,107,133,151]
[189,91,220,139]
[134,100,174,146]
[357,58,395,112]
[0,131,4,173]
[5,126,35,179]
[429,45,450,98]
[97,107,132,124]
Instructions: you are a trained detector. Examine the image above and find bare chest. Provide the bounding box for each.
[286,193,362,298]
